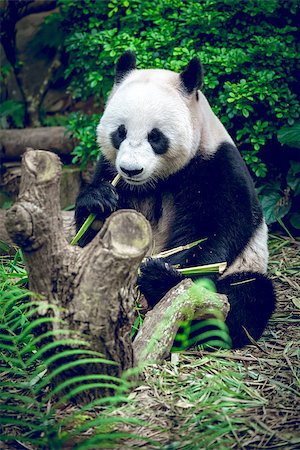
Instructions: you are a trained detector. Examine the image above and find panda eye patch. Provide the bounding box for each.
[148,128,160,143]
[148,128,169,155]
[111,124,127,149]
[117,124,127,140]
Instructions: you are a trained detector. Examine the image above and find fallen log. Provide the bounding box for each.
[0,127,75,160]
[133,280,230,365]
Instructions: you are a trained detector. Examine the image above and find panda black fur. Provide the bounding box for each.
[75,51,276,348]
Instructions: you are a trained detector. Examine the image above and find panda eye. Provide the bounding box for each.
[111,124,127,149]
[148,128,169,155]
[117,124,127,140]
[148,128,161,144]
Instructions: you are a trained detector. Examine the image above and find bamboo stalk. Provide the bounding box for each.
[111,173,122,187]
[178,262,227,276]
[230,277,256,286]
[70,174,121,246]
[154,238,207,259]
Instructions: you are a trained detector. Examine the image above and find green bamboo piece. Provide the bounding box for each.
[70,174,121,246]
[154,238,207,259]
[178,262,227,276]
[70,214,96,246]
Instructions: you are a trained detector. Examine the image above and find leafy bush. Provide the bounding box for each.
[258,122,300,232]
[0,99,25,128]
[66,112,100,168]
[57,0,299,229]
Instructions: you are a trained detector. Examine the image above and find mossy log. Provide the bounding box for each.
[133,279,230,365]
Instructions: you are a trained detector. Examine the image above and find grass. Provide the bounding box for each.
[111,354,269,449]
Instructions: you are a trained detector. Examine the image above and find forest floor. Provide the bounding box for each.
[114,234,300,449]
[1,234,299,449]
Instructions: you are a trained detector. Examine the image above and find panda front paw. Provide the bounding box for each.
[137,258,184,307]
[75,182,119,246]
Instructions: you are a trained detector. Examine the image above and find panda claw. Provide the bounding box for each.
[137,258,184,307]
[75,182,119,232]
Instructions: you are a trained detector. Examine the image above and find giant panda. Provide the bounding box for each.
[75,51,276,348]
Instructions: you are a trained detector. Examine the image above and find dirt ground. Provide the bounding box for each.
[234,235,300,448]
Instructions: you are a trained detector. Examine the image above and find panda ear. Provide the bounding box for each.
[115,51,136,83]
[179,58,203,95]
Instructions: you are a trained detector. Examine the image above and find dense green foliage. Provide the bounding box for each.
[58,0,299,166]
[66,112,100,168]
[1,0,299,228]
[57,0,300,230]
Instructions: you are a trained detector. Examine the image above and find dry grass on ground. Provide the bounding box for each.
[114,235,300,449]
[1,236,299,449]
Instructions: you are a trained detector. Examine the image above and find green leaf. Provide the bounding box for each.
[260,191,291,225]
[290,212,300,230]
[292,297,300,309]
[0,100,25,128]
[287,161,300,195]
[277,122,300,149]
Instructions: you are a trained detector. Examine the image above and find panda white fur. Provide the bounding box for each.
[75,51,276,348]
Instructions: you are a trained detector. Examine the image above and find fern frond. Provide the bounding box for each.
[32,348,107,371]
[49,375,127,403]
[26,338,93,365]
[19,328,82,354]
[38,358,126,391]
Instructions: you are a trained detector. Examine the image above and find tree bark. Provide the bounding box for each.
[0,127,75,160]
[1,161,81,209]
[25,52,62,127]
[5,149,152,398]
[0,209,75,251]
[133,279,230,365]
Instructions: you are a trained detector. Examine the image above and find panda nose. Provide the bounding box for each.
[120,167,144,177]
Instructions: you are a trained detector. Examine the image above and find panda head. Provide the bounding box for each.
[97,51,203,186]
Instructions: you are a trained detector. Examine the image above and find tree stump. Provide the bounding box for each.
[5,149,152,384]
